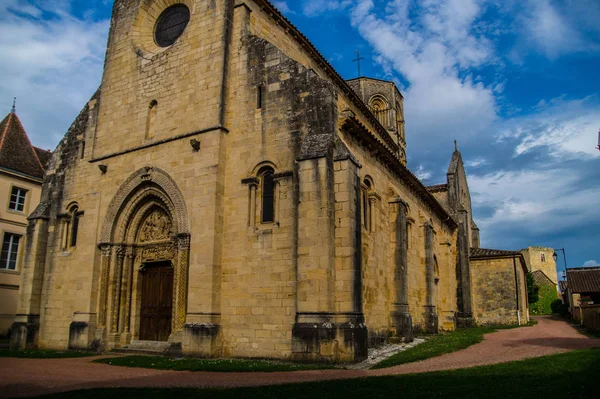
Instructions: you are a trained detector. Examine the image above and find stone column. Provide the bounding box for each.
[292,157,367,364]
[390,199,413,341]
[109,246,125,346]
[175,234,190,332]
[97,245,112,329]
[424,223,438,334]
[11,217,49,349]
[455,210,474,327]
[121,247,136,344]
[249,182,257,226]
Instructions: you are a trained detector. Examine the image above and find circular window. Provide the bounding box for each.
[154,4,190,48]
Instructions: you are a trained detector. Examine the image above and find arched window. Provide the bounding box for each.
[369,95,390,128]
[260,167,275,223]
[62,203,82,250]
[362,177,377,233]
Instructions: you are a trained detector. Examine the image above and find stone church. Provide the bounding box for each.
[12,0,528,362]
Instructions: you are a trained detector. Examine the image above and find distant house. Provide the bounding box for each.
[0,109,50,336]
[566,267,600,323]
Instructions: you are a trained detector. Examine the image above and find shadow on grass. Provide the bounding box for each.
[37,349,600,399]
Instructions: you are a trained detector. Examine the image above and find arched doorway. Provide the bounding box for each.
[97,167,190,347]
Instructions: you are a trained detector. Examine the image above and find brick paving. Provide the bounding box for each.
[1,316,598,398]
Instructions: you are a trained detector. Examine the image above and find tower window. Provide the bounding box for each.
[541,253,546,263]
[154,4,190,47]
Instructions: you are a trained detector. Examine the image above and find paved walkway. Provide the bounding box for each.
[1,316,598,398]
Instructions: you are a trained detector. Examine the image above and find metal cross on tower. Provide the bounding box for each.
[11,97,16,114]
[353,50,364,78]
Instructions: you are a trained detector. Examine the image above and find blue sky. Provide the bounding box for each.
[1,0,599,276]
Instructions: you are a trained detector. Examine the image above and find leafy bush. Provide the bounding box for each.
[550,299,569,316]
[527,272,539,304]
[530,284,559,315]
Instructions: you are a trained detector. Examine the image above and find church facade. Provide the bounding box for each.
[12,0,526,363]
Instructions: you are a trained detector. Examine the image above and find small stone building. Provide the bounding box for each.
[469,248,529,326]
[13,0,528,362]
[0,109,50,336]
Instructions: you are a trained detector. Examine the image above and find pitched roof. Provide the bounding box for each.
[0,111,45,179]
[426,183,448,193]
[532,270,555,287]
[33,146,52,168]
[566,267,600,293]
[470,247,522,258]
[559,281,568,293]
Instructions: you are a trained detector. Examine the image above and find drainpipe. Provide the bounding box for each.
[513,255,521,326]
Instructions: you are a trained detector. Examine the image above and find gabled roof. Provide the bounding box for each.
[532,270,556,287]
[0,111,46,179]
[559,280,568,293]
[566,267,600,293]
[470,247,522,259]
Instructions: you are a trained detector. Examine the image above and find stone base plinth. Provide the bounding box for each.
[423,306,439,334]
[291,313,368,363]
[391,310,414,342]
[10,314,40,350]
[456,312,475,328]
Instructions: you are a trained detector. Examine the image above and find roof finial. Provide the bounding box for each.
[11,97,16,114]
[454,140,458,151]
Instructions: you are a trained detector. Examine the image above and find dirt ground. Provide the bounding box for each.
[1,316,598,398]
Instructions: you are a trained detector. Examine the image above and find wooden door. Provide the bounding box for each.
[139,262,173,341]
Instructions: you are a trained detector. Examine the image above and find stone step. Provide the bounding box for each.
[112,340,182,357]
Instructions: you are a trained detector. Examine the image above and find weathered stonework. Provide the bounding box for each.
[13,0,529,362]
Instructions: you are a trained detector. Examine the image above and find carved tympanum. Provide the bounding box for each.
[139,210,172,242]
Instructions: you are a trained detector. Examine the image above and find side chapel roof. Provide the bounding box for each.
[470,247,522,259]
[0,111,49,180]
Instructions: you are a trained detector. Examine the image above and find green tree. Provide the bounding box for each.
[527,272,539,304]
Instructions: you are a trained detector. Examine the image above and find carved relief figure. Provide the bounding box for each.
[139,210,172,242]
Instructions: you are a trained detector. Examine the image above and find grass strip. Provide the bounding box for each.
[373,321,536,369]
[0,349,97,358]
[38,348,600,399]
[94,355,338,372]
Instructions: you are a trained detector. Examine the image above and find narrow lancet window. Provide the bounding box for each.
[146,100,158,139]
[261,169,275,223]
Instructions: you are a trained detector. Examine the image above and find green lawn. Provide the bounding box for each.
[94,355,339,372]
[38,349,600,399]
[0,349,97,358]
[373,322,536,369]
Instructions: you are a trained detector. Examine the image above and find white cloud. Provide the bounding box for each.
[414,165,432,181]
[470,168,600,240]
[0,1,109,150]
[583,260,599,267]
[348,0,498,154]
[272,1,292,14]
[512,0,600,59]
[497,95,600,159]
[303,0,352,17]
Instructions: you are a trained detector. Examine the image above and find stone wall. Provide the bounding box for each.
[471,257,528,325]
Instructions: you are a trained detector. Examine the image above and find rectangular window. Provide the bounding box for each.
[9,187,27,212]
[1,233,21,270]
[262,171,275,223]
[70,214,80,247]
[257,86,263,109]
